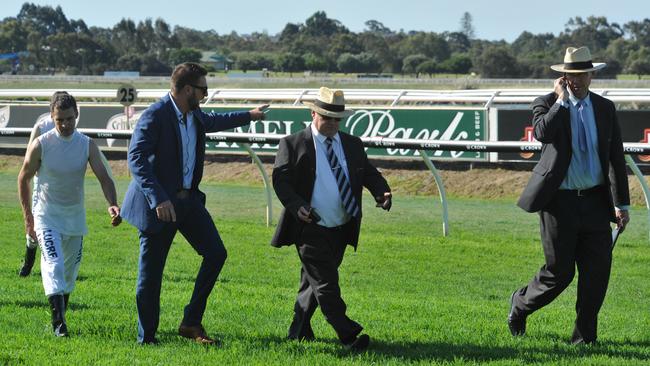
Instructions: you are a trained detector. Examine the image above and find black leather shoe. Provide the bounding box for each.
[508,291,526,336]
[19,246,37,277]
[345,334,370,351]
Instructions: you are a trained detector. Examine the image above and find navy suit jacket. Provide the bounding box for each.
[517,92,630,221]
[121,94,251,233]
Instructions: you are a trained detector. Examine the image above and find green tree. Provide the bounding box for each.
[459,12,475,39]
[511,31,556,56]
[115,54,141,71]
[328,33,363,58]
[399,32,450,62]
[279,23,300,42]
[275,53,304,75]
[336,53,362,74]
[439,54,472,74]
[357,53,382,73]
[476,46,519,78]
[416,60,438,77]
[444,31,471,54]
[402,54,428,76]
[168,47,202,66]
[304,52,328,71]
[303,11,348,37]
[17,3,74,35]
[560,16,624,53]
[364,20,393,36]
[626,47,650,78]
[0,19,27,53]
[625,19,650,47]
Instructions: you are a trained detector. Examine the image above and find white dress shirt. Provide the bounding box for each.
[309,123,352,227]
[169,93,197,189]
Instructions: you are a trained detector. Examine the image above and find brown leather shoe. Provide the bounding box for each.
[178,324,217,345]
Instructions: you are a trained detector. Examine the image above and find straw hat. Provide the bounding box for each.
[550,46,606,73]
[303,87,354,118]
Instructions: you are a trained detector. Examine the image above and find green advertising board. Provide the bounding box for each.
[0,104,486,160]
[206,106,487,160]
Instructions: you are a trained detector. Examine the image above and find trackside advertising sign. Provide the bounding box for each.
[496,108,650,165]
[206,107,487,160]
[0,105,488,161]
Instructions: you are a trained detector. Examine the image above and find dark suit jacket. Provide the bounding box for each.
[517,92,630,221]
[270,127,390,249]
[121,94,251,233]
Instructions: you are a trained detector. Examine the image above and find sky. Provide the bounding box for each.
[2,0,647,42]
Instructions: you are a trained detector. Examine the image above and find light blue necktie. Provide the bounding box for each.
[577,101,588,152]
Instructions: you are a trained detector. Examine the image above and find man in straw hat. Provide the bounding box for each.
[271,87,392,351]
[509,47,630,344]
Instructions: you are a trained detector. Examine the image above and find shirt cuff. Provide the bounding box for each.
[555,99,568,108]
[616,205,630,211]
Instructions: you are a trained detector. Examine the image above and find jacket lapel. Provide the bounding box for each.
[191,110,206,187]
[590,93,608,165]
[302,127,316,173]
[162,95,184,177]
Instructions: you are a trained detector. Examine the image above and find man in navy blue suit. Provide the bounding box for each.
[120,62,267,345]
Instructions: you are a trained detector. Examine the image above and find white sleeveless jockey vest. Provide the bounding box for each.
[32,129,90,235]
[32,118,55,187]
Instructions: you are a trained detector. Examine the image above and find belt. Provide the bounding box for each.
[558,185,604,197]
[316,220,353,231]
[176,189,191,200]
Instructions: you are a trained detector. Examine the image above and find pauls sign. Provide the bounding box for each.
[206,107,487,160]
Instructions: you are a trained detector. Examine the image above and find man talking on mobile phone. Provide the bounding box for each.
[270,87,392,351]
[508,47,630,345]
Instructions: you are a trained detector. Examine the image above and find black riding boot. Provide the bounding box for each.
[64,294,69,310]
[48,295,69,337]
[19,246,37,277]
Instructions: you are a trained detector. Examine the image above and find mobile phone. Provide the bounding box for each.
[308,207,321,223]
[561,76,570,90]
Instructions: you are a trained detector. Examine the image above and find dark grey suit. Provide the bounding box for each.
[512,91,630,343]
[271,127,390,343]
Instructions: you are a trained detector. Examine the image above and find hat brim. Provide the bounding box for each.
[303,101,354,118]
[550,62,607,73]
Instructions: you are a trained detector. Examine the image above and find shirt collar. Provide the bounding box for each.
[310,123,340,144]
[568,91,591,108]
[168,92,185,122]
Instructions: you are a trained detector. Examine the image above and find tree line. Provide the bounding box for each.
[1,3,649,78]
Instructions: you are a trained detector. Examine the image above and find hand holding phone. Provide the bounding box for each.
[375,192,392,211]
[555,77,569,102]
[308,207,322,223]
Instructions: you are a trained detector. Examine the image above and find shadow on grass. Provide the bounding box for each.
[0,299,90,311]
[363,338,649,363]
[249,334,650,363]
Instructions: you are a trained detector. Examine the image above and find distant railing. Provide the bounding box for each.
[2,87,650,106]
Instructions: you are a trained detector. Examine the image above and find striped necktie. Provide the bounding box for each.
[325,137,359,218]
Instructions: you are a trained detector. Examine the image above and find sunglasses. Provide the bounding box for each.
[190,84,208,95]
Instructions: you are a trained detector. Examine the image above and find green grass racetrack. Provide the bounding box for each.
[1,173,649,365]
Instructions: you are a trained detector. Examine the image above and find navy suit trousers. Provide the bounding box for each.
[136,191,227,343]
